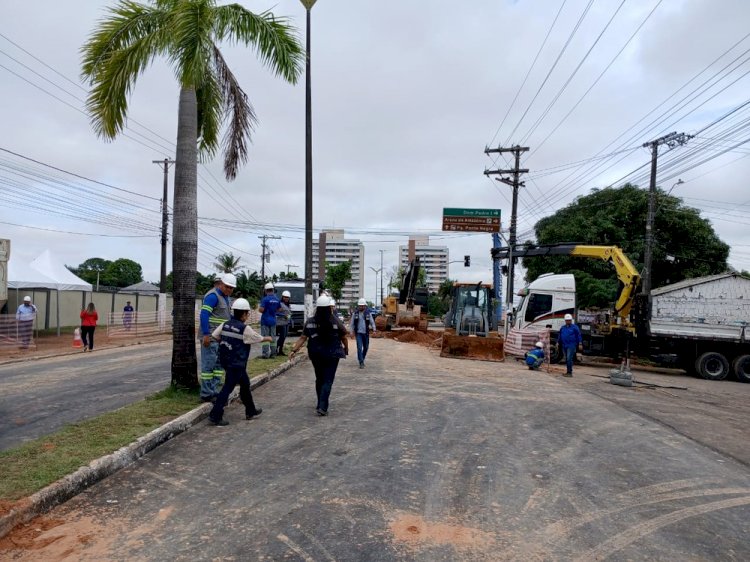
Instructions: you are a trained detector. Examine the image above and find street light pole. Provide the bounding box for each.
[301,0,317,317]
[369,266,382,306]
[379,249,384,306]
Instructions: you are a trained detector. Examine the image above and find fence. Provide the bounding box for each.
[504,327,551,358]
[0,314,37,349]
[107,310,173,339]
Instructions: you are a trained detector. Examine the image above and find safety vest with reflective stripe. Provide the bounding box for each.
[201,288,230,329]
[218,318,250,369]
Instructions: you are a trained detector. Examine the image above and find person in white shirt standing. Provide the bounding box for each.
[15,295,37,349]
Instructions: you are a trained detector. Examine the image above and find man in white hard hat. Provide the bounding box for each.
[199,272,236,402]
[15,295,37,349]
[350,297,376,368]
[559,313,582,377]
[208,298,272,426]
[524,341,545,370]
[258,282,281,358]
[275,290,292,356]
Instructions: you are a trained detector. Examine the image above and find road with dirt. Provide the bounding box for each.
[2,338,749,560]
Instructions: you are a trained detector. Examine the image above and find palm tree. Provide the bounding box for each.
[81,0,303,388]
[213,252,241,274]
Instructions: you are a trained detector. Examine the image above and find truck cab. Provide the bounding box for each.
[273,281,308,334]
[512,273,576,331]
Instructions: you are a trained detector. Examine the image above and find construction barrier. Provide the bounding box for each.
[107,310,172,338]
[0,314,37,349]
[504,327,552,359]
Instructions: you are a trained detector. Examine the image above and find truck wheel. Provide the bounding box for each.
[695,352,730,381]
[732,355,750,383]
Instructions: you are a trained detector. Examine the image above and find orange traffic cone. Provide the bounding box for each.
[73,328,83,349]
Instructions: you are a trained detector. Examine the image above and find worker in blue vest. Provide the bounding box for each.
[258,282,281,358]
[199,273,235,402]
[524,341,545,370]
[208,298,272,426]
[350,298,376,368]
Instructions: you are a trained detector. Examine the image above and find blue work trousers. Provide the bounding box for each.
[563,345,577,374]
[355,332,370,365]
[200,340,223,398]
[209,366,257,423]
[310,354,340,413]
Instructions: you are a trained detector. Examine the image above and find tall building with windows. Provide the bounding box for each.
[312,229,364,309]
[399,235,449,294]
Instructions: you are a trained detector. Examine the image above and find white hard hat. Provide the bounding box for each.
[23,295,31,302]
[281,290,291,298]
[231,298,251,311]
[316,295,331,307]
[535,341,544,348]
[221,273,237,288]
[264,282,274,291]
[564,313,573,321]
[357,298,367,306]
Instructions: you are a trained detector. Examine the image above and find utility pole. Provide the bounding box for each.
[484,145,529,330]
[379,249,385,306]
[152,158,176,293]
[641,132,691,296]
[258,234,282,288]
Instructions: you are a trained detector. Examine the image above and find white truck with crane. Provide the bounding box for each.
[493,244,750,382]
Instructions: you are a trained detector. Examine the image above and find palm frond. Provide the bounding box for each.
[212,44,256,180]
[81,1,171,139]
[212,4,303,84]
[195,67,222,163]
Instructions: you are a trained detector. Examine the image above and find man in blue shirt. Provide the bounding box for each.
[525,341,545,370]
[559,313,583,377]
[15,296,37,349]
[350,298,375,368]
[199,273,235,401]
[123,301,134,331]
[258,282,281,358]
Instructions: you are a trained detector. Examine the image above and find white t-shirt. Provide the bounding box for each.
[212,323,265,344]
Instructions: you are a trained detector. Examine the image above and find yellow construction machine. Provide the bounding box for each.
[440,282,505,361]
[377,259,429,331]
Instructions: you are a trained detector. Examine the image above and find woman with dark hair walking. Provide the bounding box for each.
[80,302,98,352]
[290,295,349,416]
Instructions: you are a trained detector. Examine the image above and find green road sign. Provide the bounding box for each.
[443,208,501,217]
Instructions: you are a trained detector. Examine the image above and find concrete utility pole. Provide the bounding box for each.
[259,234,282,289]
[152,158,176,293]
[641,132,691,296]
[379,249,385,306]
[484,145,529,329]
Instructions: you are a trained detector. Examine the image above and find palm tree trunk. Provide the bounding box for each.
[171,87,199,388]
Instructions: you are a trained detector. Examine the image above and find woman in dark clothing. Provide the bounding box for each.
[290,294,349,416]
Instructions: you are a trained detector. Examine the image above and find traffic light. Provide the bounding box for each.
[464,255,470,267]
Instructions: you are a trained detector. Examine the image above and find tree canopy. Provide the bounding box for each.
[69,257,143,288]
[523,184,730,309]
[213,253,241,274]
[324,261,353,302]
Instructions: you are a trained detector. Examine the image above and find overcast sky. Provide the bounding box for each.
[2,0,749,301]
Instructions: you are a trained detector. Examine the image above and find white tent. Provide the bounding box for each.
[8,250,92,335]
[9,250,92,291]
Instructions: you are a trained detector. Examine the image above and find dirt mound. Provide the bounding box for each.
[392,330,442,347]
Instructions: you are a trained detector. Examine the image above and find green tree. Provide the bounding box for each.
[68,257,112,285]
[324,260,352,302]
[102,258,143,287]
[213,252,241,274]
[235,270,261,307]
[524,184,730,308]
[278,271,299,280]
[81,0,302,388]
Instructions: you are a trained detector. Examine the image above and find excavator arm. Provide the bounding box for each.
[491,244,641,325]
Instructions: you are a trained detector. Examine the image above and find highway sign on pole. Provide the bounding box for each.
[442,208,501,233]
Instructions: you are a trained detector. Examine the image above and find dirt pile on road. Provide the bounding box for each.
[372,330,442,348]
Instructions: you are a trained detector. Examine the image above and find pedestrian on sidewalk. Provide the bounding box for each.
[122,301,134,331]
[15,296,37,349]
[275,290,292,356]
[559,314,582,377]
[199,273,235,402]
[290,294,349,416]
[350,298,375,368]
[258,282,280,358]
[80,303,98,351]
[208,298,271,426]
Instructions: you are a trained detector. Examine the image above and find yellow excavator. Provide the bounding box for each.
[440,282,505,362]
[377,258,429,331]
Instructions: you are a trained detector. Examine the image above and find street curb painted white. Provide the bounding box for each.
[0,354,307,539]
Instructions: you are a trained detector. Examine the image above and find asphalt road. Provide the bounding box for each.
[3,339,749,560]
[0,340,287,451]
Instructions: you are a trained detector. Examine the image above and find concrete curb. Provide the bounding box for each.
[0,354,307,539]
[0,337,172,367]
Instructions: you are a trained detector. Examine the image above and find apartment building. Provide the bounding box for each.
[312,229,365,309]
[399,235,449,294]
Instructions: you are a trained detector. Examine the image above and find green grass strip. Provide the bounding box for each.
[0,348,293,501]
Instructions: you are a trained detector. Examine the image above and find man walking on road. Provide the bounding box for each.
[350,298,375,368]
[559,313,582,377]
[15,296,37,349]
[258,282,280,358]
[199,273,235,402]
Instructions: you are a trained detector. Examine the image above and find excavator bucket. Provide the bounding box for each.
[440,329,505,362]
